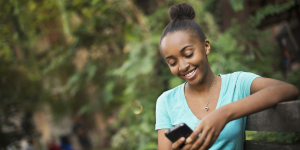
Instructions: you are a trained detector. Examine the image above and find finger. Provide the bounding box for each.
[199,134,213,150]
[181,137,198,150]
[186,126,202,144]
[180,143,193,150]
[212,134,219,144]
[172,137,185,150]
[206,134,219,149]
[189,131,207,149]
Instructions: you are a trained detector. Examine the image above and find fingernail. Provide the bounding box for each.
[181,137,185,141]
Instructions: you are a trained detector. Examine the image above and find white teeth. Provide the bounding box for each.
[185,69,196,77]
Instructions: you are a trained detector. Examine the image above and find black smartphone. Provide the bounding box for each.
[165,123,193,148]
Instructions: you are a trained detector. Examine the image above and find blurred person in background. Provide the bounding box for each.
[72,117,92,150]
[281,38,292,71]
[48,139,61,150]
[25,139,34,150]
[60,135,73,150]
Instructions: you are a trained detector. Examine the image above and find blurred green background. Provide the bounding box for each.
[1,0,300,149]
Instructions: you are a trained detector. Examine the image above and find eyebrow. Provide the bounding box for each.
[165,45,193,60]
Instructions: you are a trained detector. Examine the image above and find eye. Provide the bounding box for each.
[186,52,194,58]
[169,61,177,66]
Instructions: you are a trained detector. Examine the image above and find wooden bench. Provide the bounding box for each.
[245,100,300,150]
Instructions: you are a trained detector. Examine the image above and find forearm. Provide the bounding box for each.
[220,83,299,122]
[158,129,172,150]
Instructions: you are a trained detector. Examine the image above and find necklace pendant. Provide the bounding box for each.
[204,107,209,111]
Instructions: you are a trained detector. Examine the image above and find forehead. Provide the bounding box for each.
[160,31,198,57]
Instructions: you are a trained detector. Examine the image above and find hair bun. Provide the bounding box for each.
[168,2,195,21]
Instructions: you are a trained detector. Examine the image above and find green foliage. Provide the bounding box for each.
[285,70,300,99]
[249,0,296,27]
[0,52,44,148]
[246,131,300,144]
[229,0,244,11]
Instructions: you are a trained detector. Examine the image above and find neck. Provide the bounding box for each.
[187,68,215,94]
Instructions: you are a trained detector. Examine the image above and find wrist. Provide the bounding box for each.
[217,104,233,123]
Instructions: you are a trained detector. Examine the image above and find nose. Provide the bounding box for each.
[178,59,189,72]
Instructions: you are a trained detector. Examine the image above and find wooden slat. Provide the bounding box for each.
[246,100,300,132]
[244,141,300,150]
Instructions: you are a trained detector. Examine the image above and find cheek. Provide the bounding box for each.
[193,53,206,66]
[169,67,179,76]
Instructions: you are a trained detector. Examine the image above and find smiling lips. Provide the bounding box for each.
[183,68,197,79]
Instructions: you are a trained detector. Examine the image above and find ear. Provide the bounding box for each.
[204,39,211,55]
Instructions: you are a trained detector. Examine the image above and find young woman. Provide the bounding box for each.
[155,3,299,150]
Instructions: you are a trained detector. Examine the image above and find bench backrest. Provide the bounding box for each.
[245,100,300,150]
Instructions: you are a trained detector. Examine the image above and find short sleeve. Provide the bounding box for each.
[237,72,260,97]
[155,93,172,130]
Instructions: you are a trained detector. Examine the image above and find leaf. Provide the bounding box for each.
[229,0,244,11]
[77,104,92,116]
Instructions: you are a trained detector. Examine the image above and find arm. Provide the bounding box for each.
[222,77,299,122]
[158,129,172,150]
[186,77,299,150]
[156,93,175,149]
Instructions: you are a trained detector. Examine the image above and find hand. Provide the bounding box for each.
[185,109,229,150]
[171,137,198,150]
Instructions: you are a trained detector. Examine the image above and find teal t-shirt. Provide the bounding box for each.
[155,71,260,150]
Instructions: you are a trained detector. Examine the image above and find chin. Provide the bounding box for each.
[189,75,205,85]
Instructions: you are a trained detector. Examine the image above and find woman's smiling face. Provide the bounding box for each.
[160,31,211,85]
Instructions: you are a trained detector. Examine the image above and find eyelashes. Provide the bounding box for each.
[170,61,177,66]
[168,52,194,66]
[185,52,193,58]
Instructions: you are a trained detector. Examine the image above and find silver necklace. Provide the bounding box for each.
[188,77,216,111]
